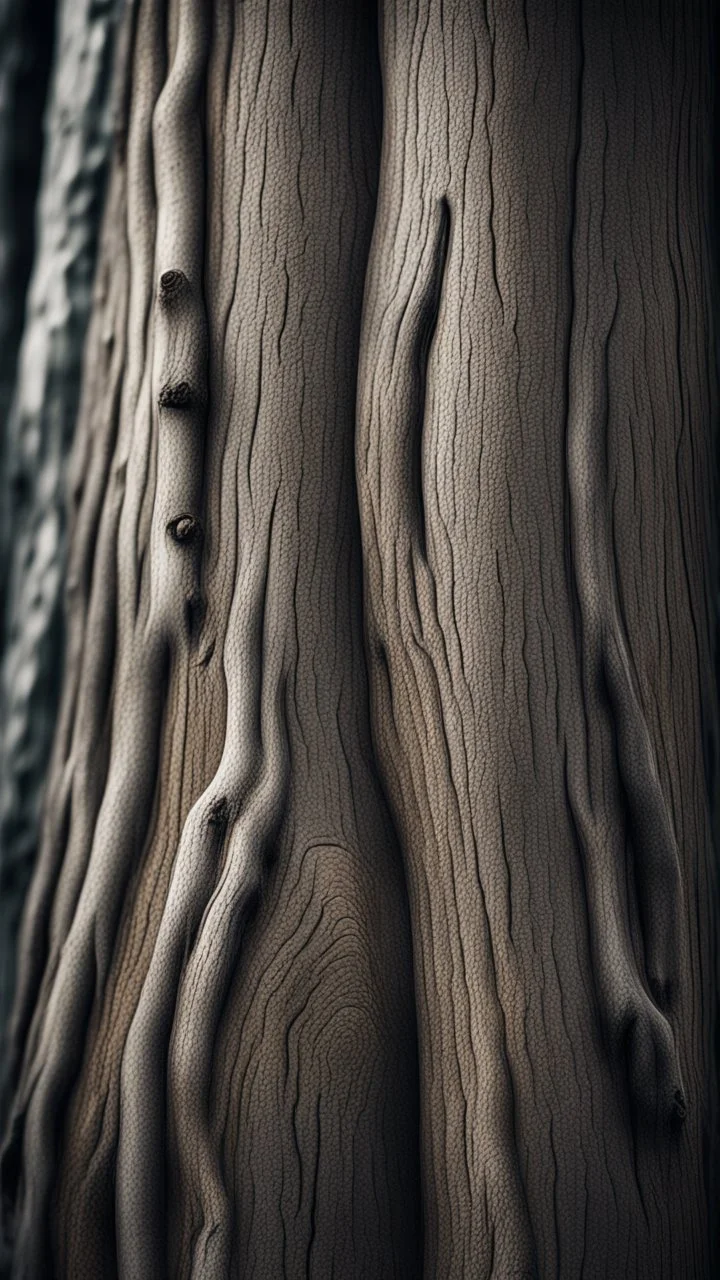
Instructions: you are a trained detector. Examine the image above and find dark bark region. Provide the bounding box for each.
[0,0,123,1104]
[0,0,54,477]
[0,0,55,1095]
[357,1,718,1276]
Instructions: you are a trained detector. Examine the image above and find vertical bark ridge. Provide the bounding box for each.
[169,641,290,1276]
[564,0,686,1130]
[21,3,420,1275]
[118,500,286,1278]
[5,152,128,1095]
[101,2,212,1269]
[356,7,537,1274]
[358,255,537,1279]
[148,0,209,656]
[2,0,142,1104]
[358,0,716,1275]
[0,2,168,1274]
[0,0,124,1096]
[173,4,420,1275]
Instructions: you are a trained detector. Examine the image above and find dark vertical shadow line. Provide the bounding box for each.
[412,196,450,563]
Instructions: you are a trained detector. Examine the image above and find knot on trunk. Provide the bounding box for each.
[167,515,200,544]
[158,380,194,410]
[158,268,188,303]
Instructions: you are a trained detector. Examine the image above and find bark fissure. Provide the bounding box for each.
[411,196,451,562]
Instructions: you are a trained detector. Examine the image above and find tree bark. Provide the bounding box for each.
[0,0,54,482]
[0,0,55,1084]
[356,1,718,1276]
[3,1,420,1276]
[0,0,123,1094]
[1,1,718,1278]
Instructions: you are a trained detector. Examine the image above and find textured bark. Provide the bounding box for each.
[0,0,123,1089]
[3,1,419,1276]
[0,0,54,485]
[2,0,718,1278]
[356,1,717,1277]
[0,0,55,1084]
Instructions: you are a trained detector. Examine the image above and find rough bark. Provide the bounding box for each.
[356,1,718,1276]
[3,1,420,1276]
[0,0,55,1087]
[2,0,718,1278]
[0,0,54,490]
[0,0,123,1090]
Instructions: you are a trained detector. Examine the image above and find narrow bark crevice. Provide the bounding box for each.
[410,197,451,562]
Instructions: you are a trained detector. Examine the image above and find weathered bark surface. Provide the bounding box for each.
[3,1,419,1276]
[0,0,54,479]
[0,0,123,1088]
[357,1,718,1277]
[0,0,54,1079]
[2,0,718,1278]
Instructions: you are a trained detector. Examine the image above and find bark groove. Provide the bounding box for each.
[357,1,717,1276]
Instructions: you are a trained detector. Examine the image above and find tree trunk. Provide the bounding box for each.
[3,1,420,1276]
[357,1,719,1275]
[2,1,718,1278]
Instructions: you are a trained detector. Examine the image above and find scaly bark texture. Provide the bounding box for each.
[357,0,718,1277]
[3,1,419,1276]
[0,0,123,1094]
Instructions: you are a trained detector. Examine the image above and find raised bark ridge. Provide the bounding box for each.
[356,1,717,1277]
[3,2,420,1276]
[564,2,686,1130]
[1,1,718,1278]
[0,0,123,1093]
